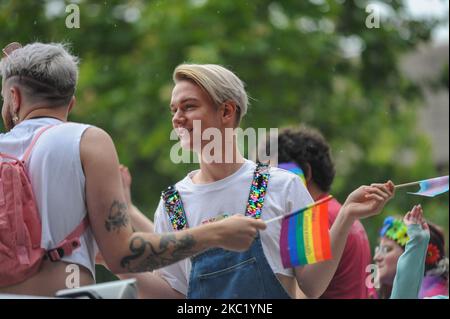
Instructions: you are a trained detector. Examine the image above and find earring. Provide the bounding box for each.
[12,113,19,123]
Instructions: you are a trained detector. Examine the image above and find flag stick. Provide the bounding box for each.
[395,181,421,189]
[265,195,333,224]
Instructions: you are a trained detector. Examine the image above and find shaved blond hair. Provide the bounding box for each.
[173,64,248,126]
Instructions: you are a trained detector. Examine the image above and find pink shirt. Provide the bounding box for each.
[320,196,372,299]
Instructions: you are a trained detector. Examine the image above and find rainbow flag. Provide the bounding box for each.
[278,162,306,185]
[279,196,332,268]
[408,176,449,197]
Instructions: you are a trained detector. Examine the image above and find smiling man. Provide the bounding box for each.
[0,42,266,296]
[146,63,395,299]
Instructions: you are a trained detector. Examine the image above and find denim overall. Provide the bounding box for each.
[161,163,291,299]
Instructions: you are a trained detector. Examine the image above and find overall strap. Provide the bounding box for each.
[245,162,270,219]
[162,162,271,230]
[161,185,189,231]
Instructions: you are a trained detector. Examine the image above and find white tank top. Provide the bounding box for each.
[0,117,98,278]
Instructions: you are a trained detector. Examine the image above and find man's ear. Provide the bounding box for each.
[68,96,76,114]
[10,86,22,114]
[220,100,238,126]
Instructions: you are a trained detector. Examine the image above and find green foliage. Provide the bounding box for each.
[1,0,448,281]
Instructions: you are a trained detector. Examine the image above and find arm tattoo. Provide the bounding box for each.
[105,200,129,232]
[120,233,197,272]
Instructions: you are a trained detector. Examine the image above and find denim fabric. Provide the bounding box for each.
[187,234,291,299]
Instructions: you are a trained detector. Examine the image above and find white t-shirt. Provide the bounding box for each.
[0,118,98,278]
[154,159,313,295]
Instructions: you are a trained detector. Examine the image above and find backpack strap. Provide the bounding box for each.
[45,216,90,262]
[161,185,189,231]
[0,152,21,163]
[245,162,270,219]
[22,125,55,163]
[18,123,89,262]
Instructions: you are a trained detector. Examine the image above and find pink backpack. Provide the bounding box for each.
[0,125,89,287]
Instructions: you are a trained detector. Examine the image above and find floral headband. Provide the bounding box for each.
[380,216,409,247]
[426,243,442,266]
[381,216,444,267]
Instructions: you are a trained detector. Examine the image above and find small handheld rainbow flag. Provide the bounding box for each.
[267,196,332,268]
[396,176,449,198]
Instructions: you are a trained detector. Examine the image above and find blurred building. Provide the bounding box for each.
[401,42,449,172]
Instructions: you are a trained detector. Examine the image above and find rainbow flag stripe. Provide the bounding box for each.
[280,199,332,267]
[278,162,306,185]
[408,175,449,198]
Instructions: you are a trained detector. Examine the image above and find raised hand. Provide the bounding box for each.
[342,180,395,220]
[214,215,267,252]
[403,204,429,232]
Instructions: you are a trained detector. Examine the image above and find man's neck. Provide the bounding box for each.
[306,182,328,201]
[193,148,246,184]
[22,107,67,123]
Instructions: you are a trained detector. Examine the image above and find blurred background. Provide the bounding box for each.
[1,0,448,283]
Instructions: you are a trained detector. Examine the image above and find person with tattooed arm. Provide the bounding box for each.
[0,42,266,297]
[113,64,395,299]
